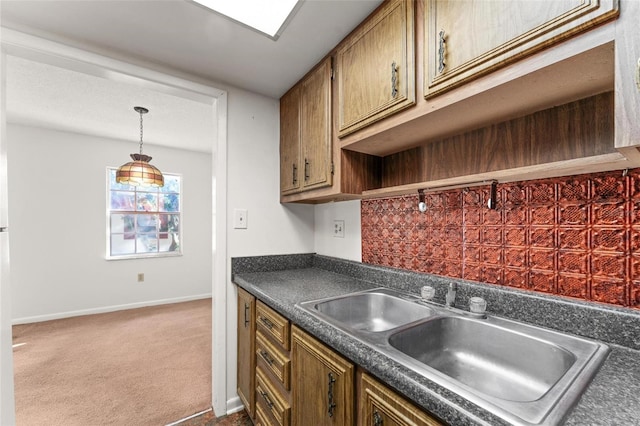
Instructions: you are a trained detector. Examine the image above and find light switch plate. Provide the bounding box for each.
[234,209,248,229]
[333,220,345,238]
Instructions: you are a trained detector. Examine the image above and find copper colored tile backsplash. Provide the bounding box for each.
[361,168,640,310]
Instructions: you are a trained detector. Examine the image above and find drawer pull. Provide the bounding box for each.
[259,316,274,330]
[438,29,446,74]
[260,350,274,366]
[327,372,337,417]
[391,61,398,98]
[292,163,298,185]
[260,390,274,410]
[373,410,383,426]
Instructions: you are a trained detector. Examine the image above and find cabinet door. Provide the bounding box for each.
[280,85,301,194]
[425,0,619,98]
[358,372,442,426]
[301,57,333,190]
[237,287,256,418]
[291,326,355,425]
[337,0,415,137]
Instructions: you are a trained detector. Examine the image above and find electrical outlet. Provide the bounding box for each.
[333,220,345,238]
[137,273,144,282]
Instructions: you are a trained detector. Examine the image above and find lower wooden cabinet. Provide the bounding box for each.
[237,287,256,418]
[358,371,442,426]
[237,292,443,425]
[291,325,355,425]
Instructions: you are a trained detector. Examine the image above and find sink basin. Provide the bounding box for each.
[297,287,610,426]
[388,316,575,402]
[387,314,609,425]
[299,288,433,332]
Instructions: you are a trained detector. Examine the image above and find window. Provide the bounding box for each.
[107,169,182,259]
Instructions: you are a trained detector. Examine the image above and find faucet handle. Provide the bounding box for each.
[469,297,487,314]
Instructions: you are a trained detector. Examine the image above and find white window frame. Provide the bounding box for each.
[106,168,183,260]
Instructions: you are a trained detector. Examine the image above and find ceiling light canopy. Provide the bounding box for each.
[191,0,302,39]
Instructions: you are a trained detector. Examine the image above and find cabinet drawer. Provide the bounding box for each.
[256,330,291,390]
[256,301,290,350]
[256,366,291,426]
[255,400,275,426]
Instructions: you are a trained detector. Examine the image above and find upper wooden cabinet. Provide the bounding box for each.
[336,0,415,137]
[424,0,619,98]
[301,58,333,190]
[279,85,301,195]
[281,0,640,202]
[280,57,332,195]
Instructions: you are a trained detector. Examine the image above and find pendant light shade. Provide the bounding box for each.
[116,107,164,187]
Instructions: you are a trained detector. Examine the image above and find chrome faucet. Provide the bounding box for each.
[445,282,458,307]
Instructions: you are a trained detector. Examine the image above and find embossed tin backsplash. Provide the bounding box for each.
[361,168,640,309]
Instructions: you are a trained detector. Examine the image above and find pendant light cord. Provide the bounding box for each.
[139,109,144,155]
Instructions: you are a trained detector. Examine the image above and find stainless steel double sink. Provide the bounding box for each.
[297,287,609,426]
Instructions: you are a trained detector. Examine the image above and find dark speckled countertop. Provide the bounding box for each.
[231,254,640,426]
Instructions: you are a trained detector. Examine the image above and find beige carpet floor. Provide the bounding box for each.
[12,299,212,426]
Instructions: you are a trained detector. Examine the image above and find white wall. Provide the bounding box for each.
[314,200,362,262]
[224,87,315,411]
[7,124,213,322]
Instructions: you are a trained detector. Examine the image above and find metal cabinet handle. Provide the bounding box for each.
[438,29,446,74]
[327,372,337,417]
[260,390,274,410]
[260,350,274,366]
[373,410,383,426]
[304,158,310,182]
[391,61,398,98]
[292,163,298,185]
[244,303,250,327]
[259,316,274,330]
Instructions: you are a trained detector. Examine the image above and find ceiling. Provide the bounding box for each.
[1,0,383,152]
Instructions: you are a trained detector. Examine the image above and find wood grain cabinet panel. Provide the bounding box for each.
[279,57,332,196]
[614,0,640,152]
[357,371,442,426]
[256,330,291,390]
[425,0,619,98]
[301,57,333,190]
[279,86,301,194]
[237,287,256,418]
[256,366,291,426]
[291,325,355,425]
[256,301,291,350]
[336,0,415,137]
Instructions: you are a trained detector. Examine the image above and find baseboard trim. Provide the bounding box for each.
[12,294,212,325]
[165,407,213,426]
[225,396,245,415]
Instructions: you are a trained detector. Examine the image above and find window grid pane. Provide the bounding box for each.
[108,168,182,258]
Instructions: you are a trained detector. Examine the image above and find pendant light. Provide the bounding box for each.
[115,106,164,187]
